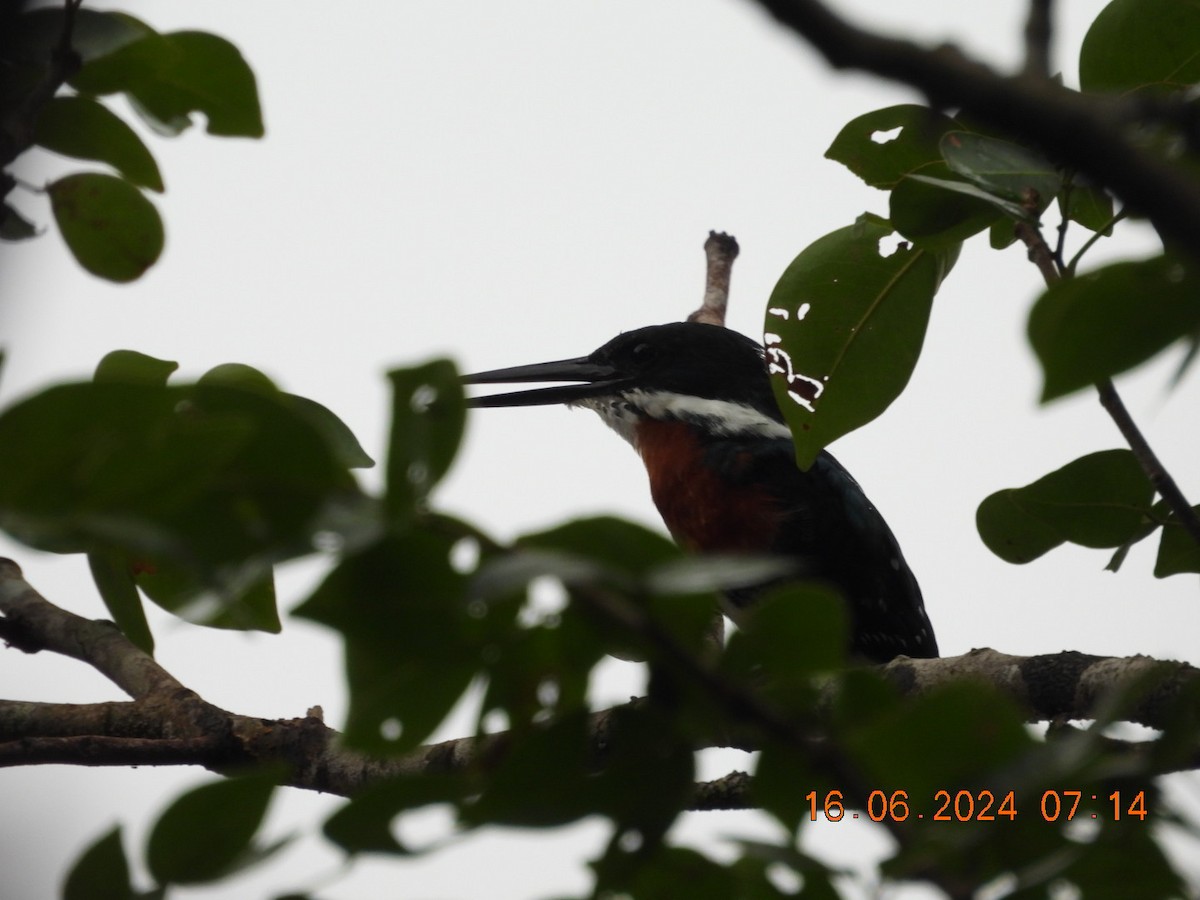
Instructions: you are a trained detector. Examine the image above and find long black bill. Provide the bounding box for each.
[464,356,628,408]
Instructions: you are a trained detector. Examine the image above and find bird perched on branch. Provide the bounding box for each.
[466,321,937,663]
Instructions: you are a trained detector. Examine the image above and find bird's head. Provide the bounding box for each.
[465,322,789,444]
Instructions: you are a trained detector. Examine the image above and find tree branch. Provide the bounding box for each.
[1012,223,1200,549]
[4,559,1198,813]
[745,0,1200,260]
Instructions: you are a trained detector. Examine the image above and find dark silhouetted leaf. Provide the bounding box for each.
[1029,255,1200,401]
[35,95,163,191]
[324,774,470,855]
[825,104,959,189]
[146,770,279,885]
[88,549,154,654]
[1,203,38,240]
[71,31,263,137]
[48,173,163,282]
[386,360,465,528]
[721,584,846,706]
[295,531,477,752]
[0,378,360,609]
[464,710,597,827]
[977,490,1069,564]
[64,826,134,900]
[978,450,1154,563]
[847,681,1035,805]
[2,9,152,65]
[763,215,948,468]
[94,349,178,386]
[1155,507,1200,577]
[1080,0,1200,95]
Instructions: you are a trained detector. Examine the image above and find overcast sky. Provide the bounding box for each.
[3,1,1198,897]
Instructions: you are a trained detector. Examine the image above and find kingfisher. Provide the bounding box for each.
[465,321,937,663]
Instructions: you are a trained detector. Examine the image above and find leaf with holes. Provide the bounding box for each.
[294,531,480,753]
[49,173,163,282]
[763,215,949,468]
[1029,255,1200,401]
[386,360,465,529]
[825,104,959,190]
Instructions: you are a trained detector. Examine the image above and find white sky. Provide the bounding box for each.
[2,1,1199,898]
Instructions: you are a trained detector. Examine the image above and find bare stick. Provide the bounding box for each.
[688,231,739,326]
[1022,0,1053,80]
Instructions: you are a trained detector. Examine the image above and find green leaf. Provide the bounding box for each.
[135,558,281,633]
[1062,182,1116,235]
[625,847,737,900]
[1155,507,1200,577]
[1079,0,1200,95]
[1029,255,1200,400]
[977,450,1155,563]
[763,216,947,468]
[35,95,164,191]
[752,740,828,833]
[63,826,134,900]
[0,379,358,603]
[71,31,264,137]
[899,171,1024,225]
[2,9,153,65]
[1,203,38,241]
[87,549,154,654]
[324,774,469,855]
[464,710,598,827]
[294,532,477,752]
[386,360,465,529]
[519,516,680,577]
[94,350,178,386]
[825,104,960,189]
[976,490,1067,564]
[48,173,163,282]
[198,362,279,393]
[288,394,374,470]
[846,681,1035,806]
[199,364,373,469]
[939,131,1061,208]
[146,770,279,885]
[721,584,846,705]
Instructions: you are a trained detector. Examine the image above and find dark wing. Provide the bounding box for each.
[716,438,938,662]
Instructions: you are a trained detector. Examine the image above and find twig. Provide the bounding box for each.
[1022,0,1053,81]
[1012,226,1200,550]
[746,0,1200,261]
[687,231,739,326]
[1097,380,1200,546]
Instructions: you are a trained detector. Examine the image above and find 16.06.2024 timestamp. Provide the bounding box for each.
[804,789,1148,823]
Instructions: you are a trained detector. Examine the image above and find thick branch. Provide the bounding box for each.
[0,558,186,700]
[747,0,1200,260]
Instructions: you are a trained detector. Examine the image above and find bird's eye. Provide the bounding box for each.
[631,343,656,365]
